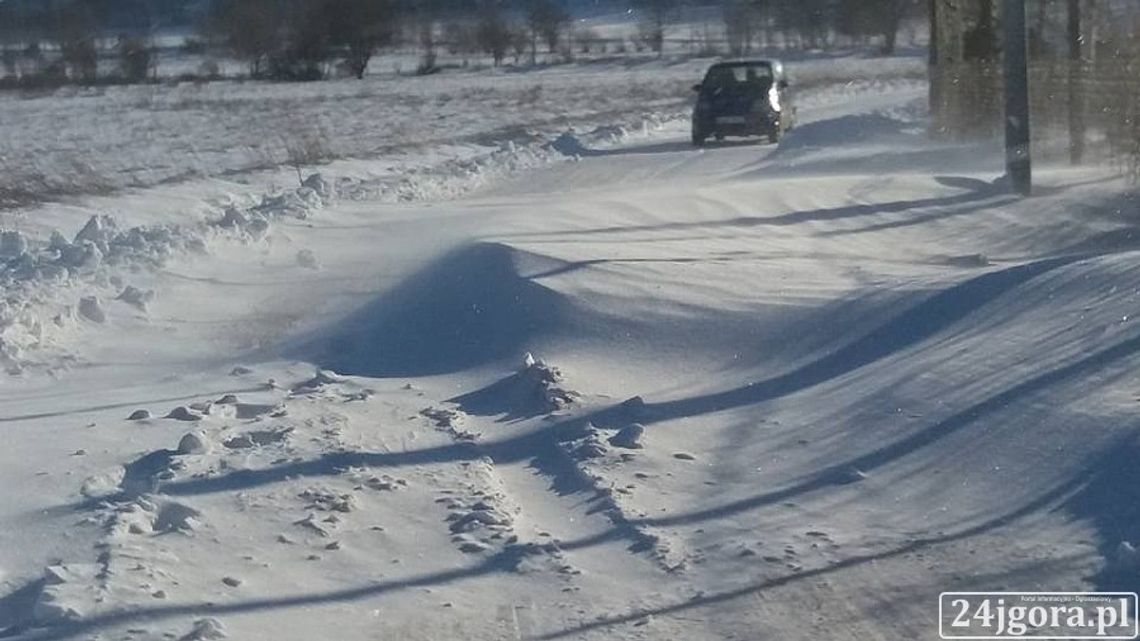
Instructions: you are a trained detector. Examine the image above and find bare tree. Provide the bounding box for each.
[836,0,916,54]
[328,0,399,79]
[207,0,280,77]
[269,0,335,81]
[475,2,511,66]
[774,0,832,49]
[526,0,569,61]
[55,2,100,83]
[723,0,760,55]
[117,35,154,82]
[404,0,449,74]
[635,0,675,56]
[509,25,529,64]
[1,49,16,80]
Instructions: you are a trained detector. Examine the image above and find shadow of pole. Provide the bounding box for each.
[641,255,1080,424]
[7,544,548,641]
[537,456,1114,640]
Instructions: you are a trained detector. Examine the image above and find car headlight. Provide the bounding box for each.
[768,86,781,113]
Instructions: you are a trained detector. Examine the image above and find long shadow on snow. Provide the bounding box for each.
[538,447,1120,641]
[0,579,44,638]
[281,242,578,378]
[0,386,265,424]
[640,255,1079,423]
[9,440,1102,641]
[504,174,1009,239]
[633,331,1140,529]
[1064,435,1140,593]
[817,176,1120,239]
[2,543,549,641]
[522,431,659,552]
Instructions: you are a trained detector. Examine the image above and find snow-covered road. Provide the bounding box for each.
[3,77,1140,641]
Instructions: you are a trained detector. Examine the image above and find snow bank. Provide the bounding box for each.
[0,111,664,374]
[0,174,333,373]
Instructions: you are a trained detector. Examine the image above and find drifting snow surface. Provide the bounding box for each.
[4,76,1140,641]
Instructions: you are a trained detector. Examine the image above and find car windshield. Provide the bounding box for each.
[704,64,774,89]
[2,1,1140,640]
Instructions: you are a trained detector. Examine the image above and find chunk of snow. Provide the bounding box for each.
[74,215,115,247]
[302,173,332,200]
[116,285,155,311]
[296,249,320,270]
[609,423,645,449]
[77,296,106,323]
[549,131,589,157]
[177,432,210,455]
[166,406,202,421]
[153,501,202,532]
[1116,541,1138,572]
[180,618,228,641]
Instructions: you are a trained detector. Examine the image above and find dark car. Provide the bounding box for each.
[691,60,795,146]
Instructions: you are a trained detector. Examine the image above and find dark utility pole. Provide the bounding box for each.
[929,0,940,129]
[1003,0,1031,196]
[1067,0,1085,164]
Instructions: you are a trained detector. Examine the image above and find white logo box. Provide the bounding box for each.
[939,592,1139,640]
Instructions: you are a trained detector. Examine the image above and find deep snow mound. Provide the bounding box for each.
[779,112,914,152]
[283,243,588,377]
[764,103,1003,177]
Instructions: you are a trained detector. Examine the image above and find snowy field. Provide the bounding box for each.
[2,51,1140,641]
[0,54,923,209]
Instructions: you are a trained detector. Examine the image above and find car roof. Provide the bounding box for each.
[707,60,785,77]
[710,60,780,67]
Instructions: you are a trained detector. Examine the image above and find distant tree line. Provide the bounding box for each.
[718,0,925,56]
[199,0,582,77]
[0,0,926,87]
[0,0,170,86]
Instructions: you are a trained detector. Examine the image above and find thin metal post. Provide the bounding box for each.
[1003,0,1031,196]
[1067,0,1085,165]
[929,0,940,131]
